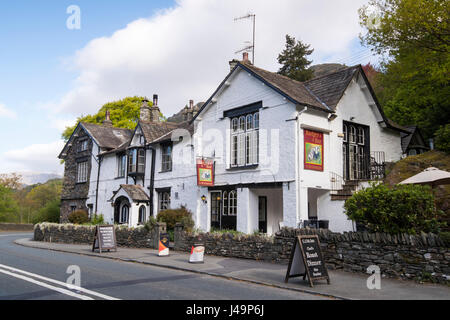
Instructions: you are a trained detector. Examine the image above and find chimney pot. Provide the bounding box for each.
[189,100,194,108]
[153,94,158,107]
[243,52,249,62]
[103,109,113,127]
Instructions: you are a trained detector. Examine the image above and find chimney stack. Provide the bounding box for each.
[242,52,250,63]
[150,94,160,122]
[103,109,113,127]
[140,98,151,122]
[183,100,196,121]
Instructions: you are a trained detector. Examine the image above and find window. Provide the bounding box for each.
[349,126,356,143]
[161,143,172,172]
[77,139,88,152]
[117,154,126,177]
[343,124,348,142]
[357,127,365,145]
[228,191,237,216]
[120,205,129,224]
[138,206,146,224]
[158,191,171,212]
[70,205,77,212]
[128,148,145,174]
[231,111,259,167]
[77,161,88,183]
[222,191,228,216]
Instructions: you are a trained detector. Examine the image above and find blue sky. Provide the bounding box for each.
[0,0,374,175]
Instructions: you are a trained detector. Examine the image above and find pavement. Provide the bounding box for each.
[14,237,450,300]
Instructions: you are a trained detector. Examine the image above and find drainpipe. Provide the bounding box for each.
[95,149,102,214]
[296,106,308,228]
[147,146,156,217]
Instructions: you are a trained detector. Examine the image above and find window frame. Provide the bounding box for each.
[76,161,88,183]
[161,142,173,172]
[230,111,259,168]
[158,191,171,212]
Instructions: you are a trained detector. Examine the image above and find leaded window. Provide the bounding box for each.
[231,112,259,167]
[158,191,171,212]
[77,161,88,183]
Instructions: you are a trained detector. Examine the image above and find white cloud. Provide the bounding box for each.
[0,103,17,119]
[50,0,368,118]
[1,141,65,175]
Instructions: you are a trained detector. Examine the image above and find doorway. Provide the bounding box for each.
[258,196,267,233]
[343,121,370,180]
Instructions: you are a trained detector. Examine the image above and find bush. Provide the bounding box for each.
[144,216,158,232]
[31,199,60,224]
[87,213,105,225]
[344,183,444,234]
[68,210,89,224]
[157,206,194,231]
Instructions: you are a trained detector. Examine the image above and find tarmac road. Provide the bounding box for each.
[0,232,328,300]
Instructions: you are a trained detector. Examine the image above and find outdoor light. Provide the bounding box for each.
[216,196,221,201]
[201,195,207,204]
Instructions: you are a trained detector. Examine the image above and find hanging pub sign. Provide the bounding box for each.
[285,235,330,287]
[197,158,214,186]
[304,129,324,171]
[92,225,117,253]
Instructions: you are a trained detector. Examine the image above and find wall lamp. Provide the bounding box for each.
[201,195,207,204]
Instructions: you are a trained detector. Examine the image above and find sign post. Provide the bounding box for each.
[92,225,117,253]
[285,235,330,287]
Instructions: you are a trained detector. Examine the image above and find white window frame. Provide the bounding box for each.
[117,154,126,178]
[158,191,171,212]
[230,112,259,167]
[120,205,129,224]
[228,191,237,216]
[77,161,88,183]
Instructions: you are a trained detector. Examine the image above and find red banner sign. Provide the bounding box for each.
[197,159,214,186]
[304,130,324,171]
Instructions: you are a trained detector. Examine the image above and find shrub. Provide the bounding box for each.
[31,199,60,224]
[157,206,194,231]
[344,183,444,234]
[144,216,158,232]
[87,213,105,225]
[68,210,89,224]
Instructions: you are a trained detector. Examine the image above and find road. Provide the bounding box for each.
[0,232,328,300]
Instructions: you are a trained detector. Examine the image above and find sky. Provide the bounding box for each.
[0,0,376,176]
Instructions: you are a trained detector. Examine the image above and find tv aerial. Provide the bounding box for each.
[234,13,256,64]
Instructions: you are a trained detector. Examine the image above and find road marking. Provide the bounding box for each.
[0,268,94,300]
[0,263,120,300]
[0,234,32,237]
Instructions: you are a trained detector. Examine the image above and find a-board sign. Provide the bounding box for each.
[158,232,170,256]
[285,235,330,287]
[189,244,205,264]
[92,225,117,253]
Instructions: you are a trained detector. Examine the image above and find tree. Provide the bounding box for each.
[62,96,148,141]
[0,185,18,222]
[359,0,450,140]
[277,35,314,82]
[0,173,22,190]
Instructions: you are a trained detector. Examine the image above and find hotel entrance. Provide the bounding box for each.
[210,189,237,231]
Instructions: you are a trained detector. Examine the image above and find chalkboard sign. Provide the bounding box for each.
[92,225,117,253]
[285,235,330,287]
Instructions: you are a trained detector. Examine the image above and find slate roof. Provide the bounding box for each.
[150,121,194,144]
[239,62,331,112]
[138,120,180,144]
[110,184,150,202]
[304,65,360,110]
[81,122,134,150]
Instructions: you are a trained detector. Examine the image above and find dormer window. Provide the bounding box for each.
[128,148,145,175]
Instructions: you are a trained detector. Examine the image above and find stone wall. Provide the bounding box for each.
[0,223,34,232]
[33,222,166,249]
[174,224,449,283]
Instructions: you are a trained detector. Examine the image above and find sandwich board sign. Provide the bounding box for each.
[158,232,170,256]
[285,235,330,287]
[92,225,117,253]
[189,244,205,264]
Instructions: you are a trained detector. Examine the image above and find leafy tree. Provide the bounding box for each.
[62,96,149,141]
[0,173,22,189]
[359,0,450,140]
[25,179,62,211]
[31,199,61,224]
[277,35,314,82]
[0,185,18,222]
[434,124,450,153]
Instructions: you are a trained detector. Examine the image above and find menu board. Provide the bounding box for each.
[92,225,117,253]
[285,235,330,287]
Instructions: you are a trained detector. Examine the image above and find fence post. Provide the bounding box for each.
[153,222,167,249]
[174,222,184,250]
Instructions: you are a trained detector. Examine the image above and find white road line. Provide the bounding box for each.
[0,268,94,300]
[0,234,32,237]
[0,264,120,300]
